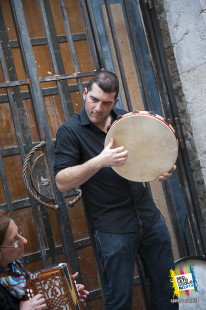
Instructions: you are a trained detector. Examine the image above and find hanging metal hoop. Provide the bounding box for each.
[67,188,82,207]
[22,141,82,209]
[22,141,59,210]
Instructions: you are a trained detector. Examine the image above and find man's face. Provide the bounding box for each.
[83,83,119,128]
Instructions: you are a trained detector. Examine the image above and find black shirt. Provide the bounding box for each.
[54,107,160,233]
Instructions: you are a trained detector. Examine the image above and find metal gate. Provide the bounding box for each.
[0,0,205,309]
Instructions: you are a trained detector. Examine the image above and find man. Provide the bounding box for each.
[54,70,178,310]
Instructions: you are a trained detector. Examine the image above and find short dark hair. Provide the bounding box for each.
[87,70,119,100]
[0,210,12,246]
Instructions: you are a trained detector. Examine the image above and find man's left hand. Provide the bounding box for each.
[156,165,176,182]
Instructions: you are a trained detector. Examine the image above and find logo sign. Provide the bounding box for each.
[170,264,198,297]
[175,273,194,291]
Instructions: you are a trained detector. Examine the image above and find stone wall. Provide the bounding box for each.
[154,0,206,221]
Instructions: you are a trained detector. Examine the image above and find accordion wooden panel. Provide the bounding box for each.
[25,263,83,310]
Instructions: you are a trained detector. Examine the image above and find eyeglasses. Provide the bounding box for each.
[0,228,23,249]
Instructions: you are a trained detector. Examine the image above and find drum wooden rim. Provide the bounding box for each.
[105,111,178,182]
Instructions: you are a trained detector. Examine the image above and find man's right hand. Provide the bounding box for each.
[98,138,128,167]
[55,138,128,193]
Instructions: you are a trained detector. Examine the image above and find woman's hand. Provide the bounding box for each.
[20,294,47,310]
[72,272,89,302]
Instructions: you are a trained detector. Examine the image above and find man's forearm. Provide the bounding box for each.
[55,138,128,192]
[55,156,103,192]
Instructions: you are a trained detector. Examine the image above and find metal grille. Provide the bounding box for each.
[0,1,205,309]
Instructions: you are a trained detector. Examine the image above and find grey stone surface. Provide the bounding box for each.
[155,0,206,221]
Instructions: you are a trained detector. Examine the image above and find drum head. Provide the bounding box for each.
[174,256,206,309]
[104,113,178,182]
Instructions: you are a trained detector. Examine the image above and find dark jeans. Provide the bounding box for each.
[95,217,178,310]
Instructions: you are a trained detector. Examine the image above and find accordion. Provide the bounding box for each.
[24,263,83,310]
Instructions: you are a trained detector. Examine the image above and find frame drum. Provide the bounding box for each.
[174,256,206,309]
[104,111,178,182]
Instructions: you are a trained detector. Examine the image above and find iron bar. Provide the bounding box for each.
[0,145,34,157]
[4,33,87,49]
[0,80,29,87]
[139,1,172,121]
[0,198,30,210]
[86,0,105,69]
[175,155,203,255]
[85,0,106,68]
[39,70,95,82]
[0,149,14,213]
[0,10,32,148]
[0,81,89,105]
[0,71,95,88]
[38,0,72,121]
[104,0,133,111]
[0,42,26,165]
[164,180,186,257]
[59,0,79,71]
[0,94,7,102]
[43,0,77,118]
[59,0,84,100]
[85,289,102,301]
[22,238,91,265]
[123,0,151,110]
[79,0,101,70]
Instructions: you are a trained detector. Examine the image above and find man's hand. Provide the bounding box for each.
[156,165,176,182]
[55,138,128,192]
[98,138,128,167]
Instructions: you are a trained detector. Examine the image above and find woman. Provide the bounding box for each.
[0,210,88,309]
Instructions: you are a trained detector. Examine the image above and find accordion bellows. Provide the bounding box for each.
[24,263,83,310]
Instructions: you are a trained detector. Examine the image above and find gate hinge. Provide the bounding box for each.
[144,0,154,10]
[174,117,185,149]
